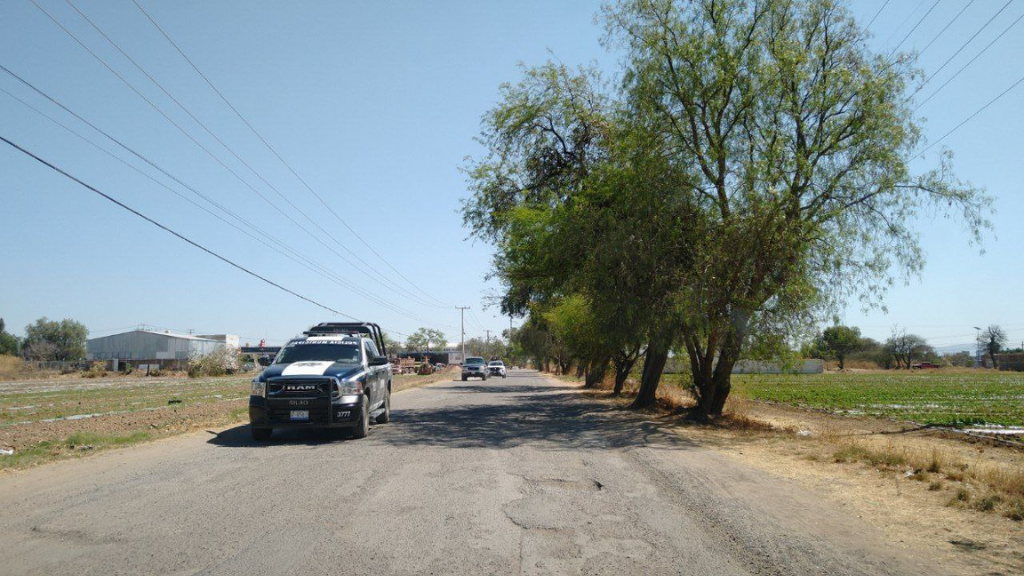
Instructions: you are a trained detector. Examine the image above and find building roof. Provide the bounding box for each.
[88,329,222,343]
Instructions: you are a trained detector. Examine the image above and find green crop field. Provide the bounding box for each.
[730,371,1024,428]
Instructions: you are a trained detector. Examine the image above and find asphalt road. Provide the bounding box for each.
[0,370,943,575]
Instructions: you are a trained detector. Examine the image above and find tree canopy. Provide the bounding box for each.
[463,0,990,417]
[405,328,447,353]
[818,326,862,370]
[978,325,1007,368]
[23,317,88,361]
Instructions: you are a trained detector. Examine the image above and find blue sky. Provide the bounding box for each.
[0,1,1022,351]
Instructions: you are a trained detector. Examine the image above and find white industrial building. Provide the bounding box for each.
[86,329,239,370]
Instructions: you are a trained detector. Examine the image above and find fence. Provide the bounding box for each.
[31,360,86,372]
[996,353,1024,372]
[664,357,824,375]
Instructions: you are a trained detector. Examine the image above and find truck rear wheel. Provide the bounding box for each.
[351,397,369,439]
[251,427,272,441]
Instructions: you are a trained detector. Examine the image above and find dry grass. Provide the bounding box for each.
[823,436,1024,521]
[0,355,33,380]
[553,367,1024,522]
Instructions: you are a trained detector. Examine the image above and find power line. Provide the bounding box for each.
[467,309,488,332]
[0,89,445,330]
[909,0,1014,98]
[916,0,976,57]
[64,0,443,312]
[891,0,941,54]
[129,0,453,309]
[865,0,892,31]
[33,0,444,313]
[883,0,928,47]
[0,65,452,329]
[917,72,1024,157]
[915,10,1024,111]
[0,133,358,320]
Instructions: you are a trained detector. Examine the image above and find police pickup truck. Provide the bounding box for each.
[248,322,392,441]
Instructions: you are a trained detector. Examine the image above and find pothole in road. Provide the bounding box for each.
[526,477,604,492]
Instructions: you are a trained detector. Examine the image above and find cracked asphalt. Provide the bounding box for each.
[0,370,945,575]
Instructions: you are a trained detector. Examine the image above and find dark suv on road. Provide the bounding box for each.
[249,322,392,441]
[462,356,488,381]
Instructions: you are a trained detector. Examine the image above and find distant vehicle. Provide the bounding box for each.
[462,357,488,381]
[248,322,392,441]
[487,360,507,379]
[912,362,939,369]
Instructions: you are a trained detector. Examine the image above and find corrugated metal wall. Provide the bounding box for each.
[86,331,225,360]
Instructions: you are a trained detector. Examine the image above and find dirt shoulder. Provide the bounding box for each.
[0,368,457,472]
[552,374,1024,576]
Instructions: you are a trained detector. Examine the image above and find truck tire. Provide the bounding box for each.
[375,388,391,424]
[351,396,369,439]
[251,427,272,441]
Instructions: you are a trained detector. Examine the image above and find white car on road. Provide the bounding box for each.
[487,360,507,379]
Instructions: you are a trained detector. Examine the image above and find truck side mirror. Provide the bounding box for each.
[369,355,389,366]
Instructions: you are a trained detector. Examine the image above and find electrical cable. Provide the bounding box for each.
[865,0,892,32]
[916,0,976,57]
[0,133,359,320]
[915,10,1024,110]
[917,72,1024,156]
[891,0,941,54]
[909,0,1014,98]
[0,69,454,328]
[130,0,454,309]
[33,0,445,312]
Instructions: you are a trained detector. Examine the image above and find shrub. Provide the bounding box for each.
[1005,498,1024,521]
[972,494,1002,512]
[187,348,238,378]
[83,361,107,379]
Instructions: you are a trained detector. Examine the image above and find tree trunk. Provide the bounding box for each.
[705,358,734,416]
[563,359,574,376]
[584,358,610,388]
[576,363,587,379]
[630,346,668,409]
[612,354,637,395]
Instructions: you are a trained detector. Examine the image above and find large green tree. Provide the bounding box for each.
[465,0,990,418]
[818,326,862,370]
[978,325,1007,369]
[405,328,447,353]
[0,318,20,356]
[606,0,988,415]
[23,317,88,361]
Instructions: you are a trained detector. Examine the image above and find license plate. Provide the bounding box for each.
[290,410,309,421]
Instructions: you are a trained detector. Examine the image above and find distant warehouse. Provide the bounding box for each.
[86,329,239,371]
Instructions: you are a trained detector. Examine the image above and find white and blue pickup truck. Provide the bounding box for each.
[248,322,392,441]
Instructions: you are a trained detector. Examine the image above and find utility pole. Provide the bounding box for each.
[456,306,470,363]
[973,326,982,366]
[486,330,491,345]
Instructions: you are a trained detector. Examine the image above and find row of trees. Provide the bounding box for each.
[0,317,89,361]
[809,324,1010,370]
[464,0,989,418]
[398,327,512,362]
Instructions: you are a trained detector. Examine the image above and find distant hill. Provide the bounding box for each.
[936,343,974,355]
